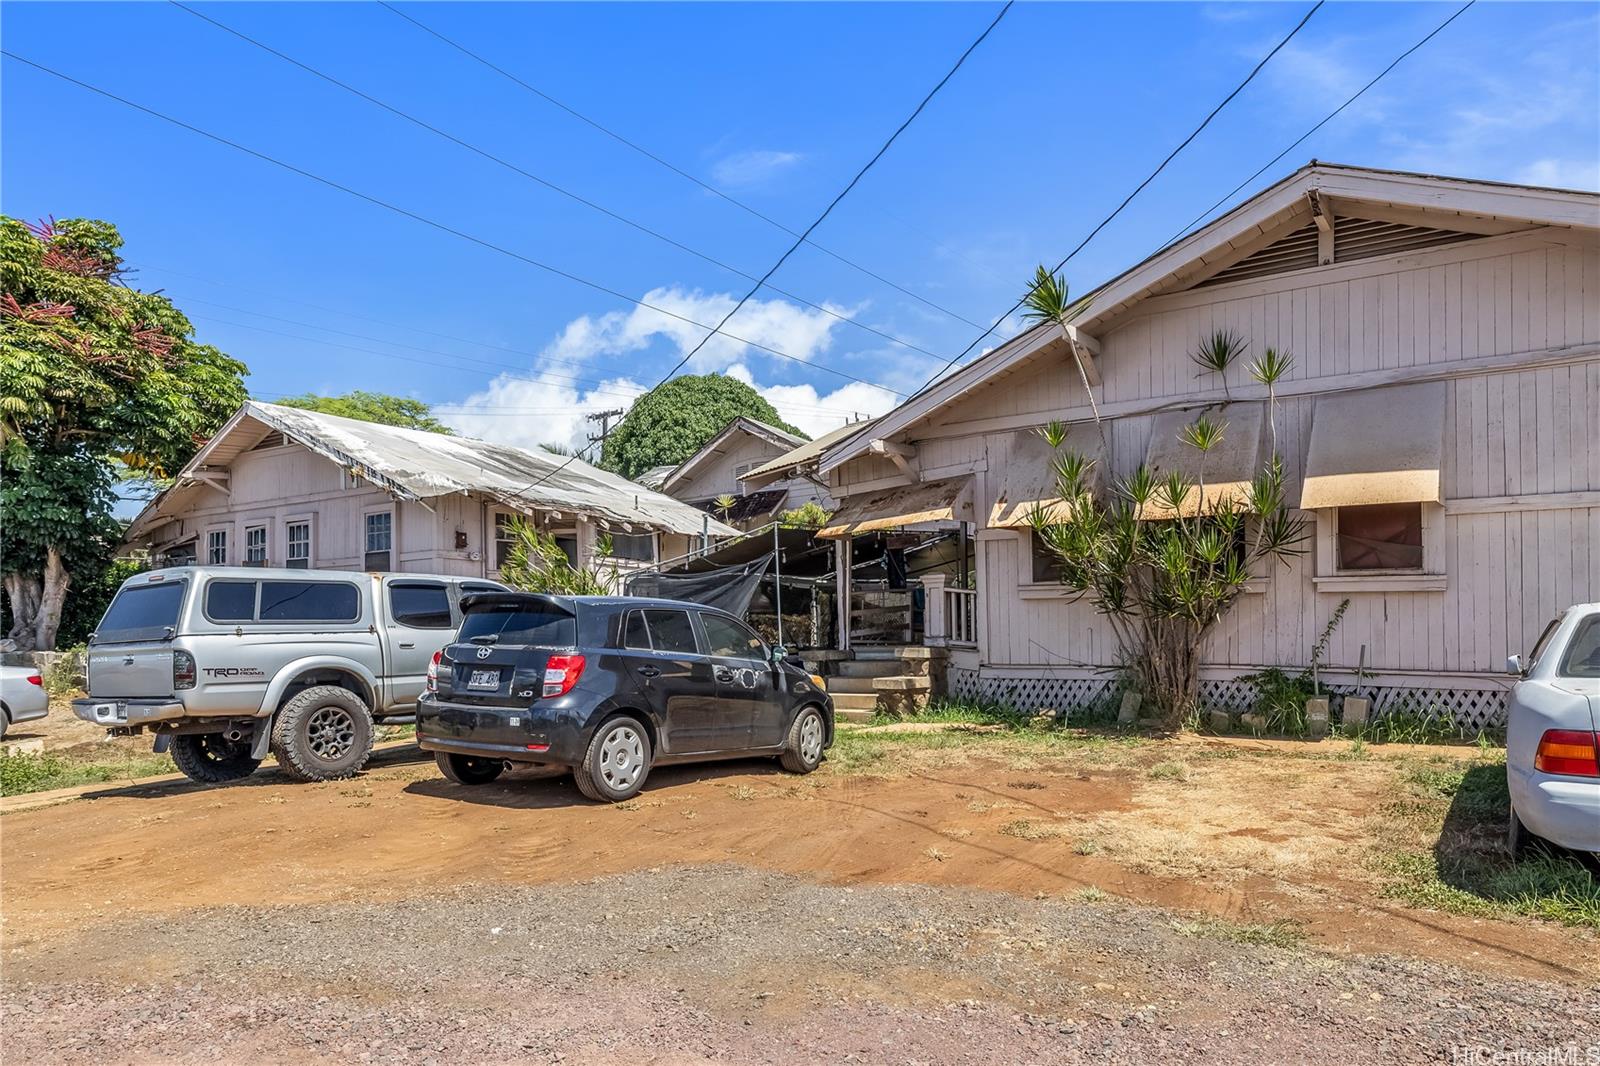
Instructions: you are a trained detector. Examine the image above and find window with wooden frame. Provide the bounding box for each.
[493,511,518,570]
[243,524,269,566]
[205,527,229,565]
[364,510,393,572]
[285,518,312,569]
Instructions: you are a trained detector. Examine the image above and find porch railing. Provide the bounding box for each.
[920,574,976,648]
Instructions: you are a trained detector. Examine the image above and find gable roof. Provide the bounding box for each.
[129,401,735,540]
[659,415,807,495]
[818,162,1600,475]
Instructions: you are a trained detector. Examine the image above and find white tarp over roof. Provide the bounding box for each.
[136,401,735,538]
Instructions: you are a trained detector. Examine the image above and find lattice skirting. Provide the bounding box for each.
[949,667,1509,732]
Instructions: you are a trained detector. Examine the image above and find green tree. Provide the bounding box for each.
[1,216,248,650]
[599,374,805,479]
[277,390,452,433]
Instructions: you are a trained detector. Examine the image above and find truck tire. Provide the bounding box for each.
[271,685,374,782]
[171,733,262,784]
[779,705,826,774]
[572,716,652,803]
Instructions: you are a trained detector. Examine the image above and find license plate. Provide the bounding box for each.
[466,669,501,691]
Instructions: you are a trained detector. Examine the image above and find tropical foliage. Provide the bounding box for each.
[496,516,616,596]
[1,216,247,649]
[600,374,805,479]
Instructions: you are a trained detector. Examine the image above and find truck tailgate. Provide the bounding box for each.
[86,646,174,699]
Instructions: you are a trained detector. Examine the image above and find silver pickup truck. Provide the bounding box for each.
[73,566,505,783]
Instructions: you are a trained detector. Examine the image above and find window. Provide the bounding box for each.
[458,604,575,648]
[643,610,699,655]
[94,581,188,644]
[205,580,258,622]
[258,580,360,622]
[622,610,651,650]
[206,528,228,565]
[606,532,655,562]
[364,512,393,572]
[389,582,452,629]
[1335,503,1423,571]
[244,525,268,566]
[493,512,517,570]
[554,534,578,567]
[286,521,311,569]
[1031,532,1063,584]
[700,613,765,661]
[1558,615,1600,678]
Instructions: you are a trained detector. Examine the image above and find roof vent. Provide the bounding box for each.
[1199,218,1482,288]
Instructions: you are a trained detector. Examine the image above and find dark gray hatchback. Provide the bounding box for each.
[416,593,834,802]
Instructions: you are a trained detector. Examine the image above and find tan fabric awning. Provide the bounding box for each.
[817,477,972,539]
[1138,402,1267,520]
[1300,382,1446,510]
[989,422,1106,528]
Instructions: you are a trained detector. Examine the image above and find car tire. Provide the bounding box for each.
[271,685,375,782]
[170,733,262,784]
[572,717,652,803]
[1507,804,1532,859]
[435,751,505,786]
[779,705,826,774]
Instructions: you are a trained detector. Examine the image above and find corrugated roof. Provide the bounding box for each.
[740,419,876,488]
[131,402,735,539]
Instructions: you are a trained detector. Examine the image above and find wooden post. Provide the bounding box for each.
[921,573,948,646]
[834,537,852,651]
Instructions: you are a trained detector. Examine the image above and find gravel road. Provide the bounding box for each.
[6,864,1596,1065]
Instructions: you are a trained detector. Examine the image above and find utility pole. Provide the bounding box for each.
[586,408,625,449]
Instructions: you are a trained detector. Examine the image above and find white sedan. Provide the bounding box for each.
[0,663,50,739]
[1506,604,1600,857]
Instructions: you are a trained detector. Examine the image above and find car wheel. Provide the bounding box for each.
[1507,804,1532,859]
[170,733,262,784]
[573,717,652,803]
[271,685,375,782]
[779,705,826,774]
[435,751,505,786]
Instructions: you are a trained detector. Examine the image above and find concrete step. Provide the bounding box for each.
[830,692,879,712]
[834,707,876,724]
[836,658,910,679]
[826,676,881,694]
[873,676,933,693]
[853,645,944,662]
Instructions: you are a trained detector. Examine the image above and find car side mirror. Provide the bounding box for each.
[769,645,787,665]
[1505,654,1524,677]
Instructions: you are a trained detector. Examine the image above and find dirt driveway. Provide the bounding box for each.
[3,733,1597,1064]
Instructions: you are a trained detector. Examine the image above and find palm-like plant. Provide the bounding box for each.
[1248,346,1294,456]
[1022,266,1106,450]
[714,493,737,520]
[1190,330,1247,400]
[498,516,616,595]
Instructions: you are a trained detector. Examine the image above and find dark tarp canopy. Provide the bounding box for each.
[623,553,774,616]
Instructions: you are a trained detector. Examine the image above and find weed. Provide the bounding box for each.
[728,785,758,801]
[0,749,174,796]
[1073,839,1100,856]
[925,846,949,862]
[1171,916,1306,949]
[1075,886,1108,903]
[1147,761,1190,781]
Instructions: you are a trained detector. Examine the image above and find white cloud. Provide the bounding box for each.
[710,149,803,187]
[442,369,648,455]
[724,364,900,439]
[1514,158,1600,191]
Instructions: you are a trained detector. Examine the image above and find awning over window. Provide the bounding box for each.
[989,422,1106,528]
[1138,402,1268,520]
[816,477,972,539]
[1300,382,1446,509]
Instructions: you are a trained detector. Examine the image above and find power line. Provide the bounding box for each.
[914,0,1325,390]
[504,0,1014,499]
[170,0,950,367]
[379,0,994,332]
[1164,0,1477,244]
[1,49,901,393]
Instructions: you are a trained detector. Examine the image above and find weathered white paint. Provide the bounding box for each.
[665,427,832,513]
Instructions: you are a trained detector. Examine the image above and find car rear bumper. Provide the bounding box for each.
[416,695,585,764]
[72,697,186,727]
[1509,764,1600,853]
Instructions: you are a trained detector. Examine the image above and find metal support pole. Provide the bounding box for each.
[772,523,784,650]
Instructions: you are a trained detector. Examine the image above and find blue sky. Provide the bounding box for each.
[5,1,1598,463]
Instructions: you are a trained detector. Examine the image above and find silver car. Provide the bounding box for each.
[1506,603,1600,857]
[0,663,49,738]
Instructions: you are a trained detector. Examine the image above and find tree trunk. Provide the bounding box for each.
[1136,617,1203,730]
[3,547,71,652]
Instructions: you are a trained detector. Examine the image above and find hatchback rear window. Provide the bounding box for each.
[259,581,361,622]
[95,580,187,643]
[459,606,574,647]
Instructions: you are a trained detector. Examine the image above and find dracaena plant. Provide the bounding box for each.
[1022,267,1107,452]
[1028,329,1305,729]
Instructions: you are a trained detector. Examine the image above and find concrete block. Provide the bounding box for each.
[1208,709,1232,733]
[1117,692,1142,724]
[1239,712,1267,733]
[872,676,933,693]
[1342,695,1371,729]
[1305,696,1330,738]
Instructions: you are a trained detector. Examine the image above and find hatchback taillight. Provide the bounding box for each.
[1534,729,1600,778]
[542,655,585,698]
[173,650,196,691]
[426,650,442,694]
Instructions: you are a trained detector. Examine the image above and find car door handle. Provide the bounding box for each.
[637,666,661,678]
[398,642,415,649]
[714,667,735,683]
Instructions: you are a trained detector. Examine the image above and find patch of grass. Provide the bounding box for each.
[1,749,175,797]
[1170,916,1306,949]
[1074,886,1108,903]
[1073,839,1101,856]
[1147,760,1190,781]
[1372,756,1600,929]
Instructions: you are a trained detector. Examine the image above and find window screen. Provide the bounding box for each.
[607,532,656,562]
[700,613,765,660]
[1558,615,1600,678]
[644,610,699,655]
[1336,503,1423,570]
[389,583,452,629]
[205,580,257,622]
[259,581,360,622]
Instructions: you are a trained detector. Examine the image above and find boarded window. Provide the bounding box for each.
[1336,503,1423,571]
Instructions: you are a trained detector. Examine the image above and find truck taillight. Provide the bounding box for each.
[1534,729,1600,778]
[427,650,441,693]
[542,655,585,698]
[173,650,196,690]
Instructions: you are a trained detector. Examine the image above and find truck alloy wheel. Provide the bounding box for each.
[271,685,375,782]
